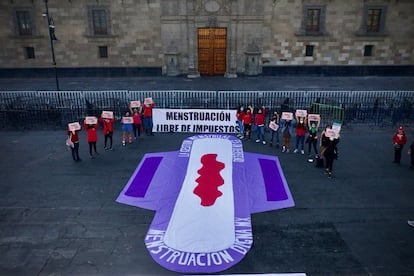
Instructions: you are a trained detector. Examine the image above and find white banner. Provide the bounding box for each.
[153,108,239,133]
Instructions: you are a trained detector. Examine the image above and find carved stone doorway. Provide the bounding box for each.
[197,27,227,75]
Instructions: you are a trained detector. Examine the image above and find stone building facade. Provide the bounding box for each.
[0,0,413,77]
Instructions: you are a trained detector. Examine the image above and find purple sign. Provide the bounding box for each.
[117,134,295,273]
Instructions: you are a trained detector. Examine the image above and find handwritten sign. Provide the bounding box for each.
[326,128,339,139]
[85,116,98,125]
[269,121,279,131]
[281,112,293,120]
[308,114,321,122]
[144,97,153,105]
[68,122,81,131]
[122,117,134,124]
[332,122,342,133]
[101,111,114,119]
[295,109,308,118]
[130,101,141,108]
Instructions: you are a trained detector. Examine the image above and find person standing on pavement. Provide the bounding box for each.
[392,126,407,164]
[143,98,155,136]
[236,104,246,139]
[131,107,143,140]
[67,127,81,162]
[121,111,134,146]
[84,121,99,158]
[269,111,280,148]
[280,116,296,153]
[307,120,320,159]
[254,106,267,145]
[320,125,340,178]
[99,115,115,150]
[242,107,253,140]
[293,116,307,155]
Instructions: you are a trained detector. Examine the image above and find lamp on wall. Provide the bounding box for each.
[43,0,60,91]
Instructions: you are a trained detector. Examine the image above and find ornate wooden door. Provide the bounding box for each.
[198,28,227,75]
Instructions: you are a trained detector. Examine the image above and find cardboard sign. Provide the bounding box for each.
[326,128,339,139]
[269,121,279,131]
[144,97,153,105]
[122,117,133,124]
[281,112,293,120]
[101,111,114,119]
[308,114,321,122]
[295,109,308,118]
[130,101,141,108]
[68,122,81,131]
[85,116,98,125]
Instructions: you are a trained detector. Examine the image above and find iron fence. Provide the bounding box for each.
[0,90,413,130]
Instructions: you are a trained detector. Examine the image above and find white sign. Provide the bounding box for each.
[281,112,293,120]
[326,128,339,139]
[85,116,98,125]
[153,108,238,133]
[68,122,81,131]
[144,97,153,105]
[332,122,342,133]
[308,114,321,122]
[130,101,141,108]
[122,117,134,124]
[269,121,279,131]
[101,111,114,119]
[295,109,308,118]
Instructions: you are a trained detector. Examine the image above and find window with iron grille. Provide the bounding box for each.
[25,47,35,59]
[87,6,111,36]
[99,46,108,58]
[305,45,314,57]
[16,10,33,36]
[298,5,326,36]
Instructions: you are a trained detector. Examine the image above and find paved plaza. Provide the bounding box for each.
[0,75,414,275]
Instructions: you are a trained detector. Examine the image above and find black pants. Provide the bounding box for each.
[71,142,80,161]
[394,146,403,164]
[89,142,97,156]
[325,154,335,173]
[133,124,141,138]
[308,139,318,155]
[104,132,113,148]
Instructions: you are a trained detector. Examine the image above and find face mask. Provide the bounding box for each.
[240,107,244,111]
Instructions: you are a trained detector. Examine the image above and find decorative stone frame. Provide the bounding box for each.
[356,4,388,37]
[86,5,112,36]
[13,7,36,37]
[296,4,327,36]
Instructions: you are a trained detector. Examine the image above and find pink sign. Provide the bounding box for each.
[281,112,293,120]
[308,114,321,122]
[122,117,134,124]
[101,111,114,119]
[68,122,81,131]
[295,109,308,118]
[326,128,339,139]
[130,101,141,108]
[85,116,98,125]
[269,121,279,131]
[144,97,153,105]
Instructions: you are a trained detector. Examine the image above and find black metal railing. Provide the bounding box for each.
[0,90,412,130]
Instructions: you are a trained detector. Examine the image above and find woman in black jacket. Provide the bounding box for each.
[320,125,340,178]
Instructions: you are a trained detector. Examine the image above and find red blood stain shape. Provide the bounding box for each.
[193,154,225,207]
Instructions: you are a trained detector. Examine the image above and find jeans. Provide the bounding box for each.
[143,117,153,133]
[237,120,244,136]
[256,125,265,141]
[270,129,279,145]
[295,135,305,150]
[71,142,80,161]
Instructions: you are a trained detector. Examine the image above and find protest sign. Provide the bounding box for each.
[281,112,293,120]
[122,117,134,124]
[130,101,141,108]
[295,109,308,118]
[68,122,81,131]
[85,116,98,125]
[269,121,279,131]
[101,111,114,119]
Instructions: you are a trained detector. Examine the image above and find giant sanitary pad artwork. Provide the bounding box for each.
[116,134,295,273]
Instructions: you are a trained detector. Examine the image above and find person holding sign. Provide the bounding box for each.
[269,111,280,148]
[83,118,99,159]
[293,113,307,155]
[254,106,267,145]
[280,112,296,153]
[307,114,321,160]
[392,126,407,165]
[122,111,134,146]
[129,101,143,140]
[143,98,155,136]
[320,125,340,178]
[99,111,115,150]
[236,105,246,139]
[242,107,253,140]
[67,123,82,162]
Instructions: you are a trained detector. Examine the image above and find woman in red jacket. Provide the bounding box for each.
[392,126,407,164]
[67,127,82,162]
[254,106,266,144]
[99,116,115,150]
[242,107,253,140]
[84,121,99,158]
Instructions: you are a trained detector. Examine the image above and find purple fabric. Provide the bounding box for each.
[125,156,163,197]
[258,158,288,201]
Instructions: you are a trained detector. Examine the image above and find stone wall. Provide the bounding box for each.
[0,0,413,75]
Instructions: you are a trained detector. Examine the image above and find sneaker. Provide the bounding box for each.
[301,150,305,155]
[122,141,126,146]
[408,221,414,227]
[328,172,332,178]
[104,147,108,150]
[282,146,286,153]
[109,147,113,150]
[262,141,266,145]
[255,139,260,143]
[286,149,290,153]
[293,149,298,153]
